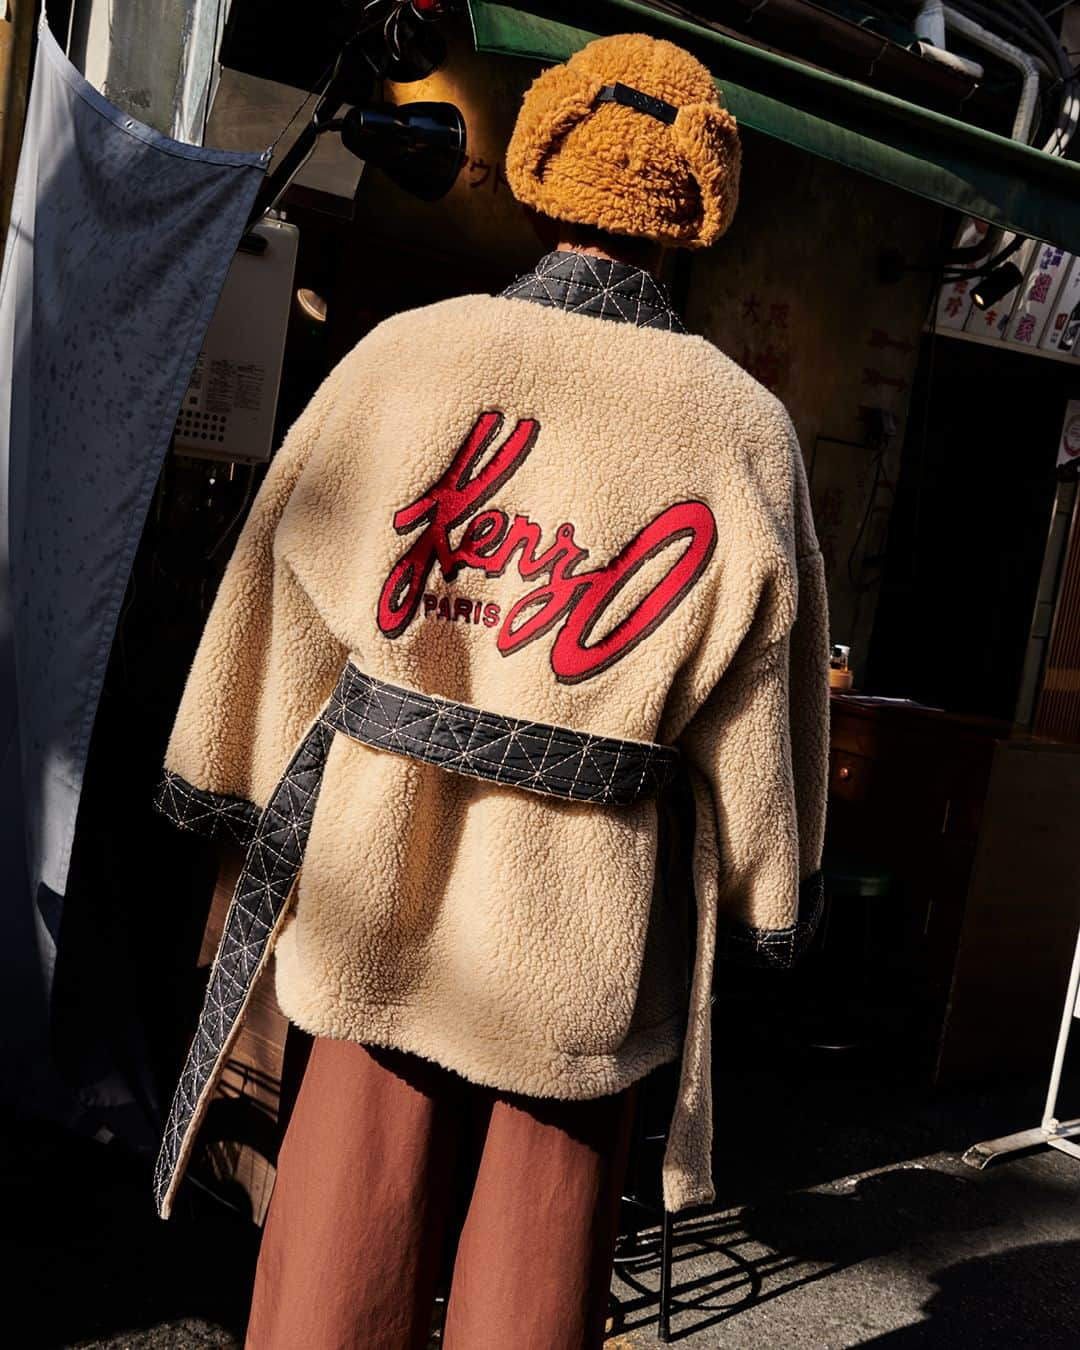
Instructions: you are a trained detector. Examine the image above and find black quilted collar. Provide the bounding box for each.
[500,250,687,332]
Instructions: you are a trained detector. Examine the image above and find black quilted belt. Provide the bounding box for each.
[150,661,680,1218]
[321,662,680,805]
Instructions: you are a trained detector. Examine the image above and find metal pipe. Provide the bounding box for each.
[1042,917,1080,1132]
[950,0,1078,155]
[943,6,1039,142]
[656,0,979,103]
[914,41,983,80]
[915,0,946,48]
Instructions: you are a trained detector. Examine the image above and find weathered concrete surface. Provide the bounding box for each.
[608,1146,1080,1347]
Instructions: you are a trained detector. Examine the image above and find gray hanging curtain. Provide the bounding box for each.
[0,17,266,1103]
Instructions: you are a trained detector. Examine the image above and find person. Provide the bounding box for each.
[150,30,829,1350]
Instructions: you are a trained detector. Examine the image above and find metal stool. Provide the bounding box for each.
[610,1063,726,1342]
[803,855,894,1052]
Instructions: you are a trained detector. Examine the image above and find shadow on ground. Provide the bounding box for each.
[611,1150,1080,1347]
[9,1052,1080,1348]
[854,1240,1080,1347]
[3,1117,256,1349]
[607,1037,1080,1348]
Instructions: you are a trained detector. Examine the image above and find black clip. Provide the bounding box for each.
[594,82,678,126]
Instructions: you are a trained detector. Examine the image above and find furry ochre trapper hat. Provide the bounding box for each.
[505,32,741,250]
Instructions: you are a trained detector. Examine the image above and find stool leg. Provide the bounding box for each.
[658,1209,674,1342]
[623,1137,643,1252]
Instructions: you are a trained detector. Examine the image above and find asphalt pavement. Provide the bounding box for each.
[7,1057,1079,1348]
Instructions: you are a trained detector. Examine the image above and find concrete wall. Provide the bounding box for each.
[69,0,225,141]
[688,129,943,673]
[0,0,35,239]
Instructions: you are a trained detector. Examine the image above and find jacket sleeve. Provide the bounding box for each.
[661,410,829,1211]
[680,415,830,970]
[662,412,830,1212]
[153,360,352,844]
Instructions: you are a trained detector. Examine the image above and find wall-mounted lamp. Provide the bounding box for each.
[325,102,465,202]
[970,262,1025,311]
[244,3,465,228]
[296,288,328,323]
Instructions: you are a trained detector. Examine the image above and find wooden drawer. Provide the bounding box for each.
[829,749,875,803]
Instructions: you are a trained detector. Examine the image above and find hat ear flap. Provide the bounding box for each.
[672,103,742,246]
[505,69,607,196]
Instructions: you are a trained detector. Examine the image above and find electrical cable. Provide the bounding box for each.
[906,261,945,594]
[948,0,1077,153]
[251,2,420,226]
[1008,0,1073,46]
[947,2,1058,78]
[991,0,1076,96]
[205,465,258,560]
[265,0,401,163]
[961,0,1064,58]
[847,449,891,591]
[922,4,1076,309]
[948,2,1061,119]
[937,230,1028,283]
[1006,0,1080,154]
[267,52,343,161]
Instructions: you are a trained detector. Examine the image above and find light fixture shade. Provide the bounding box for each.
[972,262,1024,310]
[340,102,466,202]
[296,287,328,323]
[383,13,448,82]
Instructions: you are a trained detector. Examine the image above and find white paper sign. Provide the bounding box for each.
[1006,244,1070,346]
[1056,400,1080,472]
[1042,257,1080,353]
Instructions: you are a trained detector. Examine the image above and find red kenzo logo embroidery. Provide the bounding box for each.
[377,412,717,684]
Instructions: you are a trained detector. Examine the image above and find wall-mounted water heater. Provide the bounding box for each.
[173,216,299,463]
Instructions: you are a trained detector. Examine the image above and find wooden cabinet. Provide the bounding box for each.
[827,695,1080,1083]
[937,739,1080,1083]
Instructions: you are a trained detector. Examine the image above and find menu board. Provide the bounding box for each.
[1005,244,1070,346]
[1041,256,1080,355]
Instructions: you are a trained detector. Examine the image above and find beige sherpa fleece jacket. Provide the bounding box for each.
[163,281,829,1211]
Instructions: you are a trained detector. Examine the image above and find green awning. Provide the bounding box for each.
[469,0,1080,253]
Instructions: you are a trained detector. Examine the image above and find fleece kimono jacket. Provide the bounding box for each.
[154,249,829,1219]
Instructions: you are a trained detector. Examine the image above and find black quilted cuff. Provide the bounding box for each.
[715,871,825,970]
[153,770,260,847]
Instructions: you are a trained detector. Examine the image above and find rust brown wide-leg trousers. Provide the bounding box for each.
[245,1034,637,1350]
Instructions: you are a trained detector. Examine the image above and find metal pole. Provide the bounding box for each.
[1042,917,1080,1131]
[245,91,344,230]
[244,20,385,230]
[659,1210,674,1342]
[963,914,1080,1169]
